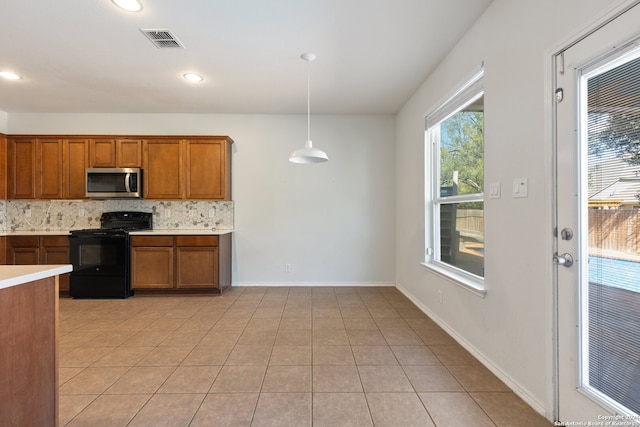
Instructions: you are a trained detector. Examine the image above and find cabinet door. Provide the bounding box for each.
[131,246,174,289]
[63,138,89,199]
[184,139,229,199]
[8,138,36,199]
[90,138,116,167]
[143,139,182,199]
[175,246,218,288]
[40,237,70,292]
[7,237,40,265]
[37,138,64,199]
[116,139,142,167]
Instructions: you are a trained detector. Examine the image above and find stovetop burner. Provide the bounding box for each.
[71,211,153,235]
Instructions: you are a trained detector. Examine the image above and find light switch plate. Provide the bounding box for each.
[513,177,528,198]
[489,182,501,199]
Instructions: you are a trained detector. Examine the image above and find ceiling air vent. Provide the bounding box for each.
[140,29,184,48]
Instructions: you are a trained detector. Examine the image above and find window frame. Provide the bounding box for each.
[423,69,486,296]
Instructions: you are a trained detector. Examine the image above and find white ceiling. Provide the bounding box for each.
[0,0,493,115]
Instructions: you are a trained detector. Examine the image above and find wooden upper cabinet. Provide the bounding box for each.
[37,138,64,199]
[8,138,37,199]
[185,139,230,200]
[89,138,116,167]
[90,138,142,168]
[117,139,142,167]
[5,134,231,200]
[8,137,63,199]
[143,139,182,199]
[142,136,233,200]
[63,138,90,199]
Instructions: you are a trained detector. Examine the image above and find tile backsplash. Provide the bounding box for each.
[0,200,233,232]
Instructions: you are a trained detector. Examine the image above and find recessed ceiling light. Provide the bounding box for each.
[183,73,204,83]
[0,71,21,80]
[111,0,143,12]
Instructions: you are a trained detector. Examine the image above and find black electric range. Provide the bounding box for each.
[69,211,152,298]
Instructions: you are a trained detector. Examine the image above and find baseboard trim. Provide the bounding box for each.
[233,282,395,287]
[395,282,551,420]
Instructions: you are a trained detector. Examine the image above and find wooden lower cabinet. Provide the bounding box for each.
[131,237,174,289]
[6,236,40,265]
[6,235,71,293]
[40,236,71,292]
[131,234,231,293]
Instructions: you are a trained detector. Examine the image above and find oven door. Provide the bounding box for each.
[69,232,129,277]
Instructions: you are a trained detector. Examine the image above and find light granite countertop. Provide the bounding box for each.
[129,229,233,236]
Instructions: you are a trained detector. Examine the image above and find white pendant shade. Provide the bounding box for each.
[289,140,329,164]
[289,53,328,164]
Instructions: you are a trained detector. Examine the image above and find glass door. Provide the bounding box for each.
[555,3,640,422]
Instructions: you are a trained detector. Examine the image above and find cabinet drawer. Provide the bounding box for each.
[175,236,218,246]
[41,236,69,247]
[8,236,40,247]
[131,236,174,247]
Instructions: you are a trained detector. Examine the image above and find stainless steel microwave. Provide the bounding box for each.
[86,168,143,198]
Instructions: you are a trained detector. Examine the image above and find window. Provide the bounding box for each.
[425,70,484,291]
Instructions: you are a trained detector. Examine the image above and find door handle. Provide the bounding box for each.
[553,253,574,267]
[124,172,131,193]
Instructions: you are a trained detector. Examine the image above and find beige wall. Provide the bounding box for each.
[7,113,396,286]
[394,0,631,419]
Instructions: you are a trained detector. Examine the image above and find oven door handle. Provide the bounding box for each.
[124,172,131,193]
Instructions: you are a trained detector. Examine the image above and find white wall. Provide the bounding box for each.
[7,113,396,286]
[395,0,625,419]
[0,110,7,133]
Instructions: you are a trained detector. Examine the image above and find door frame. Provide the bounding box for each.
[548,0,640,421]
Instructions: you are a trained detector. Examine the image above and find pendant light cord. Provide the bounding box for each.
[307,57,311,142]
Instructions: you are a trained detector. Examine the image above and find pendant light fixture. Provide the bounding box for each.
[289,53,329,164]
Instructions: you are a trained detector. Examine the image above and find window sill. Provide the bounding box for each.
[420,261,487,298]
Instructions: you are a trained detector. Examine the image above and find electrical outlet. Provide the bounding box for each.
[79,208,85,217]
[285,263,292,272]
[208,209,215,218]
[25,209,31,218]
[188,210,194,218]
[164,209,171,218]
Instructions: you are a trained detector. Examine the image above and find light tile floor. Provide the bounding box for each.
[58,286,552,426]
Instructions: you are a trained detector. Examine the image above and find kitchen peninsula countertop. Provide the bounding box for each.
[0,264,73,290]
